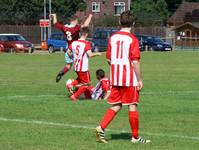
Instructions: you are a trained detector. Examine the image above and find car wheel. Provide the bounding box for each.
[48,46,54,53]
[94,45,99,52]
[9,48,15,53]
[30,48,34,53]
[149,47,154,51]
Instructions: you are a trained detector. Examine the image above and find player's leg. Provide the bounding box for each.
[56,63,72,82]
[56,52,73,83]
[128,104,150,144]
[70,86,91,101]
[127,87,150,144]
[84,86,93,99]
[70,71,90,100]
[96,103,122,143]
[95,86,122,143]
[66,77,79,95]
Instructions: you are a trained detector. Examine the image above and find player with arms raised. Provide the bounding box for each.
[50,13,93,82]
[95,11,150,144]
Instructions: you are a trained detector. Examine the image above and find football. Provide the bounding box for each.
[66,79,76,93]
[66,78,74,85]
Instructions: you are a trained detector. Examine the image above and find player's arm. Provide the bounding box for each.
[67,49,73,58]
[81,14,93,27]
[86,50,101,57]
[101,80,111,100]
[132,60,143,91]
[67,44,73,58]
[49,14,58,24]
[103,91,111,100]
[106,59,111,65]
[50,13,66,31]
[106,38,111,65]
[130,37,142,90]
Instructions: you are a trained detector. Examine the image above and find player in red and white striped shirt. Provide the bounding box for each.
[95,11,150,144]
[69,69,111,101]
[67,27,101,101]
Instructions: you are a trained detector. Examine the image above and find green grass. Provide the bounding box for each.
[0,51,199,150]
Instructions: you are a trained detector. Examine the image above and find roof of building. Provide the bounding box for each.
[172,22,199,30]
[167,2,199,26]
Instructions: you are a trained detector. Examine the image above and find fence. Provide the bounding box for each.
[0,25,199,50]
[0,25,41,44]
[0,25,168,44]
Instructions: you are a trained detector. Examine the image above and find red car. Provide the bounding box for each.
[0,34,34,53]
[0,43,4,52]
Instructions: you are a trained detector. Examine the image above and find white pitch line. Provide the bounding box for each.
[0,94,64,99]
[0,90,199,99]
[0,117,198,141]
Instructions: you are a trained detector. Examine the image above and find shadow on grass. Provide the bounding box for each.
[109,132,131,141]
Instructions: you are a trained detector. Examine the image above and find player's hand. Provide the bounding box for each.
[137,80,143,91]
[88,14,93,18]
[49,14,56,20]
[97,52,102,56]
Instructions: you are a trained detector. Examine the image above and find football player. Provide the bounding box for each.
[69,69,111,101]
[50,13,93,83]
[95,10,151,144]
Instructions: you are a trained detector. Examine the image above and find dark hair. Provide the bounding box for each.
[80,27,89,35]
[70,15,78,21]
[120,10,134,27]
[96,69,105,79]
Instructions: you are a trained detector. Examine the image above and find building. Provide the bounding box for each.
[167,2,199,47]
[75,0,130,19]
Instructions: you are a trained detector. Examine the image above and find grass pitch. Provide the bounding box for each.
[0,51,199,150]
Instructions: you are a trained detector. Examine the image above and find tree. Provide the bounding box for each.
[155,0,170,22]
[0,0,86,25]
[132,0,169,26]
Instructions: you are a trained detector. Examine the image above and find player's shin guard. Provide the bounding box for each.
[129,111,139,139]
[100,109,117,130]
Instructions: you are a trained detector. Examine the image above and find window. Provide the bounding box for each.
[114,2,125,15]
[52,34,62,40]
[94,32,107,39]
[92,2,100,12]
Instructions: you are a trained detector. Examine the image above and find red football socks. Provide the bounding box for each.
[74,86,88,98]
[63,66,69,74]
[100,109,117,130]
[129,111,139,139]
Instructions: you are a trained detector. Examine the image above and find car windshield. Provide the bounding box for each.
[148,37,164,43]
[7,35,26,41]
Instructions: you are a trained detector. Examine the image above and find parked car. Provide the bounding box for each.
[92,29,119,52]
[0,34,34,53]
[0,43,4,52]
[47,32,67,53]
[136,34,172,51]
[92,29,146,52]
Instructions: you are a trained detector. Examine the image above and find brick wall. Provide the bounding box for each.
[76,0,129,19]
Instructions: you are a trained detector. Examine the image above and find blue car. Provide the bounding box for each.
[92,29,118,52]
[136,35,172,51]
[47,32,67,53]
[91,29,144,52]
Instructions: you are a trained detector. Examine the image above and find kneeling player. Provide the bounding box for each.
[69,69,111,101]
